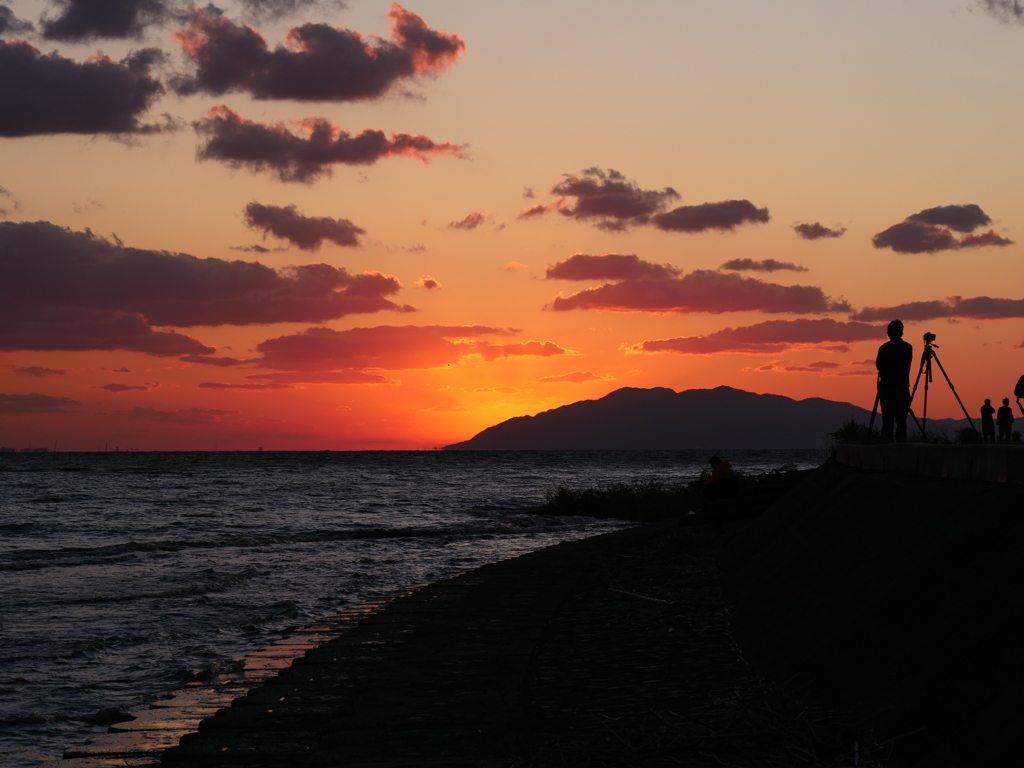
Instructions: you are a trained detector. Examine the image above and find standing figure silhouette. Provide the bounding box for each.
[981,399,996,444]
[997,398,1014,443]
[875,319,914,443]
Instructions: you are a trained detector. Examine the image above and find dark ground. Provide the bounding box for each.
[65,461,1019,767]
[727,461,1024,768]
[152,467,879,768]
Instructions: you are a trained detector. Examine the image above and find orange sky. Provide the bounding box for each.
[3,1,1024,450]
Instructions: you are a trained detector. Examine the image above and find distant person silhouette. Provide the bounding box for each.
[981,399,996,443]
[875,319,914,443]
[997,398,1014,443]
[705,456,737,499]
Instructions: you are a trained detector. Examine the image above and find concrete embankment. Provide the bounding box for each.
[727,461,1024,767]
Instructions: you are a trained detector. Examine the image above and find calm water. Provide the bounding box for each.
[0,449,823,766]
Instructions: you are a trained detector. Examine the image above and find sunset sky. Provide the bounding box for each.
[3,0,1024,450]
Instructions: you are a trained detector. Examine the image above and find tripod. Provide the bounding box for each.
[908,338,978,438]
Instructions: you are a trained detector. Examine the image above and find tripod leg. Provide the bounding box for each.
[1018,397,1024,418]
[931,352,979,434]
[908,354,926,410]
[868,382,880,435]
[907,353,929,438]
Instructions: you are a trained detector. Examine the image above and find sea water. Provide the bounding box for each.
[0,448,823,766]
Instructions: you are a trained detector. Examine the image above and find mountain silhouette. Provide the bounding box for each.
[446,385,877,450]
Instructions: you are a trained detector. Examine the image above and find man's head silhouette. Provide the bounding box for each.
[887,319,904,339]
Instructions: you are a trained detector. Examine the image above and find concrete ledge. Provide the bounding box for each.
[836,442,1024,484]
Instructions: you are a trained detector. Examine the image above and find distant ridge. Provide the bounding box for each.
[444,385,969,450]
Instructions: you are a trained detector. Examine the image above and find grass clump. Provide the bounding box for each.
[825,417,1002,455]
[537,464,806,522]
[540,480,695,522]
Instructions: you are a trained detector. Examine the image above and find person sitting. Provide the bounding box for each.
[997,397,1014,443]
[705,456,738,499]
[981,399,996,444]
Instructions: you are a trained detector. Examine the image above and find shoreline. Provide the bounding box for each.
[55,458,1019,766]
[58,464,861,767]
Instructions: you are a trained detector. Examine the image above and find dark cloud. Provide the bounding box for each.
[782,362,840,373]
[0,220,414,355]
[851,296,1024,322]
[905,204,991,233]
[545,253,680,281]
[753,361,869,375]
[194,106,464,183]
[238,0,344,23]
[448,210,493,230]
[0,393,81,414]
[550,269,850,315]
[628,318,884,355]
[253,325,567,372]
[99,382,148,392]
[517,201,564,220]
[198,381,293,391]
[720,258,808,273]
[522,186,535,199]
[0,4,33,35]
[982,0,1024,23]
[414,276,440,290]
[0,186,16,218]
[873,205,1012,253]
[526,168,769,235]
[549,167,679,230]
[118,406,237,425]
[651,199,770,233]
[245,370,395,384]
[229,243,283,253]
[179,355,250,366]
[244,202,365,250]
[794,222,846,240]
[872,221,959,254]
[0,41,169,137]
[536,371,608,384]
[0,305,214,357]
[474,341,567,362]
[172,4,464,101]
[15,366,67,376]
[959,230,1015,248]
[42,0,168,42]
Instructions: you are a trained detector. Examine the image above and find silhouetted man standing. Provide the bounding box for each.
[981,399,996,443]
[997,398,1014,442]
[875,319,913,443]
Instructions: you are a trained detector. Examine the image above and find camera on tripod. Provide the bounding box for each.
[908,331,976,437]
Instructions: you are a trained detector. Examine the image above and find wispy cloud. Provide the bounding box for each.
[194,106,465,183]
[536,371,611,384]
[243,202,365,250]
[627,318,883,355]
[550,268,849,315]
[793,222,846,240]
[720,258,808,273]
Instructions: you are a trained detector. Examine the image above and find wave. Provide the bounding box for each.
[4,565,263,610]
[0,517,605,572]
[0,522,38,534]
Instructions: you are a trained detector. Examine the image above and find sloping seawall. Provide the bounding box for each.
[726,460,1024,767]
